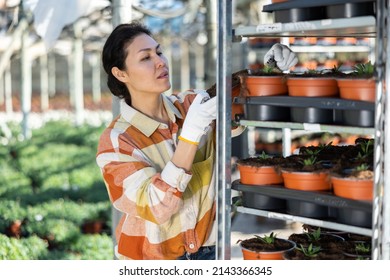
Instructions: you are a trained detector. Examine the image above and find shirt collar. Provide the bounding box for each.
[120,94,182,137]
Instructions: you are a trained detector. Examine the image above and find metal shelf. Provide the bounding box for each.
[233,16,376,38]
[235,206,372,237]
[290,45,372,53]
[239,120,375,136]
[218,1,389,260]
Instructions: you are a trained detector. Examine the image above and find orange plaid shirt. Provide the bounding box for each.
[96,90,216,260]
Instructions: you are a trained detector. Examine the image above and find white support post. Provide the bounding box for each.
[4,65,12,114]
[21,24,32,139]
[39,54,49,111]
[73,21,84,126]
[91,52,101,104]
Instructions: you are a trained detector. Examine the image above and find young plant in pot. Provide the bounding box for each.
[236,151,286,210]
[281,153,332,192]
[287,66,343,97]
[342,240,371,260]
[287,66,344,124]
[280,151,334,218]
[238,232,296,260]
[285,228,345,260]
[236,151,285,185]
[336,61,375,102]
[241,65,290,121]
[331,139,374,201]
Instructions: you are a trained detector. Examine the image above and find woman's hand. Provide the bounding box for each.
[264,43,298,71]
[179,90,217,145]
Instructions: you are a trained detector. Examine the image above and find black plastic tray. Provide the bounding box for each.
[234,96,375,111]
[232,180,372,212]
[263,0,374,12]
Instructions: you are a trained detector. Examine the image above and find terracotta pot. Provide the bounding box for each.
[238,165,283,185]
[281,170,331,191]
[240,239,296,260]
[287,77,339,97]
[245,76,288,96]
[336,78,375,102]
[331,177,373,201]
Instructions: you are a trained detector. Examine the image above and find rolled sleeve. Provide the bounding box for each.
[161,161,192,192]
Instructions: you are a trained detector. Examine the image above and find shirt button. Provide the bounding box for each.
[189,243,195,249]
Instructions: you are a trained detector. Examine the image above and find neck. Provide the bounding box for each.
[132,94,168,124]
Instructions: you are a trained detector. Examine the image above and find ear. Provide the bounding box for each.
[111,67,128,83]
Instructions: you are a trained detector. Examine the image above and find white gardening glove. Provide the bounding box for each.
[179,90,217,145]
[264,43,298,71]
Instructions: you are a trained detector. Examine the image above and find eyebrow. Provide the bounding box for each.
[138,44,160,53]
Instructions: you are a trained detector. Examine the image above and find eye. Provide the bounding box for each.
[157,51,163,56]
[141,55,150,61]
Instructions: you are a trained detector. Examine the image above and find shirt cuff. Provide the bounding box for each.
[161,161,192,192]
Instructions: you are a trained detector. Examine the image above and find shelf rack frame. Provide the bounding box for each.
[216,0,390,260]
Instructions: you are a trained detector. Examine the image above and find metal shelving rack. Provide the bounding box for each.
[216,0,389,260]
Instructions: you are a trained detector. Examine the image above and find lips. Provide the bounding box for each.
[158,71,169,79]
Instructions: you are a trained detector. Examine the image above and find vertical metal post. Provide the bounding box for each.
[205,0,217,88]
[216,0,232,260]
[372,0,389,260]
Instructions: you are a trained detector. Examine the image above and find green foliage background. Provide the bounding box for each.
[0,121,114,260]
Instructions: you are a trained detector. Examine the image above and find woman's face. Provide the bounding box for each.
[117,33,171,97]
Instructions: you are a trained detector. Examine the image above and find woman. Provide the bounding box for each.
[96,21,297,260]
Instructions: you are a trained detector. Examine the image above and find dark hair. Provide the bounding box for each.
[102,21,152,104]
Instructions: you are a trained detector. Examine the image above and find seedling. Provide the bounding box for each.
[355,242,371,254]
[306,227,322,242]
[353,61,374,76]
[254,232,277,244]
[300,155,319,166]
[357,139,374,159]
[302,142,333,156]
[296,243,322,257]
[258,151,271,160]
[355,163,370,172]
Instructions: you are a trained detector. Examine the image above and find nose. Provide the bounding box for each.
[155,55,167,68]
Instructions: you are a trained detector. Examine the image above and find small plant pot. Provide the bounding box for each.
[281,171,331,191]
[286,200,330,219]
[342,240,372,260]
[336,78,376,102]
[238,165,283,185]
[274,7,326,23]
[240,238,296,260]
[341,110,375,127]
[327,2,375,19]
[242,192,286,211]
[336,208,372,228]
[331,177,373,201]
[287,78,339,97]
[245,76,288,96]
[245,104,290,121]
[290,107,334,124]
